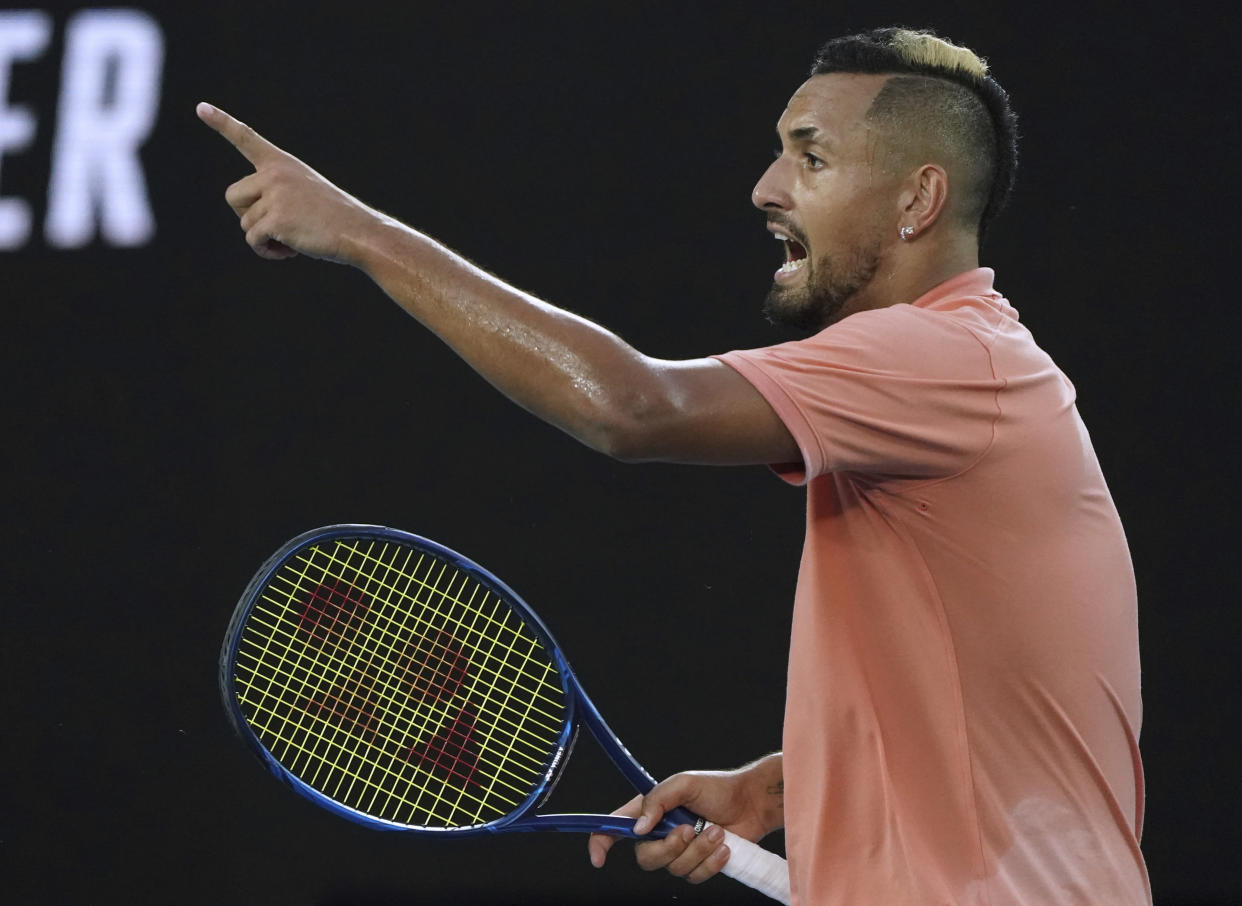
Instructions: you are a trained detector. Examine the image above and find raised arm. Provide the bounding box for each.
[197,103,798,466]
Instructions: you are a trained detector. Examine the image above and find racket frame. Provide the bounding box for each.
[219,524,693,838]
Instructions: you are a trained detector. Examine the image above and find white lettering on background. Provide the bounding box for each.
[0,10,52,249]
[45,9,164,247]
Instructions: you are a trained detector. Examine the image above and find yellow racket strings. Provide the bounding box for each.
[232,538,567,829]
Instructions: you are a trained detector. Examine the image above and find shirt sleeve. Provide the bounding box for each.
[714,305,1003,484]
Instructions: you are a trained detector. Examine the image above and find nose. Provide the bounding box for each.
[752,156,792,211]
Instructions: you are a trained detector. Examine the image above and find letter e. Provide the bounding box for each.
[0,11,51,250]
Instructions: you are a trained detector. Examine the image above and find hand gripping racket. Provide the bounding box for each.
[220,525,791,903]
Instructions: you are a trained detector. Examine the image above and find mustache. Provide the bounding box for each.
[765,215,809,248]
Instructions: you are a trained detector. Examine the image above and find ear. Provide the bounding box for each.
[897,164,949,239]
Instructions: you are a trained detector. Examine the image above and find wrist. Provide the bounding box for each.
[337,205,404,270]
[738,752,784,835]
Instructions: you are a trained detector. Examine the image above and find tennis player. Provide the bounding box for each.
[200,27,1150,905]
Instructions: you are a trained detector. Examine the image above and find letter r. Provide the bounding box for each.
[45,10,164,248]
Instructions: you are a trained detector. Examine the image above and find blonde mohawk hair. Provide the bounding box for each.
[889,29,989,80]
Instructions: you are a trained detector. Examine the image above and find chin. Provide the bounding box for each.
[763,246,880,333]
[763,278,847,334]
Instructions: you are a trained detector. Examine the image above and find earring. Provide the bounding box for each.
[899,226,914,241]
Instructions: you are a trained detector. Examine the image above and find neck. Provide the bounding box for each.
[843,228,979,319]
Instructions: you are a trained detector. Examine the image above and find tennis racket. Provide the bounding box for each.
[220,524,791,903]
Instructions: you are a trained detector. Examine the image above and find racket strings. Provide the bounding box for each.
[232,538,568,829]
[244,544,551,811]
[251,550,565,735]
[239,597,554,811]
[238,546,552,823]
[242,555,564,764]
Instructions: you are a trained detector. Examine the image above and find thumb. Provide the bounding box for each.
[632,803,665,837]
[633,774,698,836]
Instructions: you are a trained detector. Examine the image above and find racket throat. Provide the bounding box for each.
[534,723,580,809]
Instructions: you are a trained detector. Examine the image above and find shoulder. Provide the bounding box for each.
[762,304,995,380]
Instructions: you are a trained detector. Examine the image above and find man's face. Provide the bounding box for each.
[753,73,899,333]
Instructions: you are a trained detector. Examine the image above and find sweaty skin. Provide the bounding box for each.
[196,101,797,468]
[197,69,976,886]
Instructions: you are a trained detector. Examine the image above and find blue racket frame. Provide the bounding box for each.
[221,524,698,839]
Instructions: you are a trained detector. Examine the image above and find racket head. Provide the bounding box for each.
[220,525,578,835]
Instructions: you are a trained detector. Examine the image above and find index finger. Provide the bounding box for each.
[196,102,279,165]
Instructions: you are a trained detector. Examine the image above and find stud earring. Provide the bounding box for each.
[899,226,914,241]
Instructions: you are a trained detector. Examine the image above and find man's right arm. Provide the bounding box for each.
[348,217,798,465]
[197,103,801,468]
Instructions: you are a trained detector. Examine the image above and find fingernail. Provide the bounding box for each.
[707,825,724,843]
[633,816,649,835]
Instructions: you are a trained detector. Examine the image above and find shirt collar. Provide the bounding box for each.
[910,267,1007,314]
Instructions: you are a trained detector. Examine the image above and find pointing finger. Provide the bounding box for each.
[196,102,280,165]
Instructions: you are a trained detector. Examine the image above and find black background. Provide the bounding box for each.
[5,2,1238,903]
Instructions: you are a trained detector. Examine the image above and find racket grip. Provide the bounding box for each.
[717,827,791,904]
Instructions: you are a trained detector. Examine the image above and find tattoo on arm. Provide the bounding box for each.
[767,779,784,811]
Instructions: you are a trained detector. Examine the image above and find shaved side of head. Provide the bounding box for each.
[810,28,1019,241]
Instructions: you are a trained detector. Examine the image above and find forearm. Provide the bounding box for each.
[199,103,799,467]
[345,215,663,456]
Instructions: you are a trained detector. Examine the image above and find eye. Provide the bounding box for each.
[803,153,824,170]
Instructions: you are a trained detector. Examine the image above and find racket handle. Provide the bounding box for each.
[717,827,792,905]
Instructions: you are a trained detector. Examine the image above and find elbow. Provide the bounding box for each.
[569,392,667,464]
[556,358,688,463]
[577,413,656,463]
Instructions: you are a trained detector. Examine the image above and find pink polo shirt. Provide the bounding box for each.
[715,269,1150,905]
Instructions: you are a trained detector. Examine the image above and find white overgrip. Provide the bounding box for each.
[718,827,791,904]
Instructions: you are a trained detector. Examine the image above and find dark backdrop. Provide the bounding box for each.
[5,2,1237,903]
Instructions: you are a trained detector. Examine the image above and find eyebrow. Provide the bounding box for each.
[780,124,832,149]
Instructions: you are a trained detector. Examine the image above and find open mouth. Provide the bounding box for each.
[774,231,808,277]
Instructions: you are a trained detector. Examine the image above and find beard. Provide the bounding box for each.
[762,239,882,334]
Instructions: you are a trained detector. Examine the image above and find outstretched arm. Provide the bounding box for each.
[197,103,798,466]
